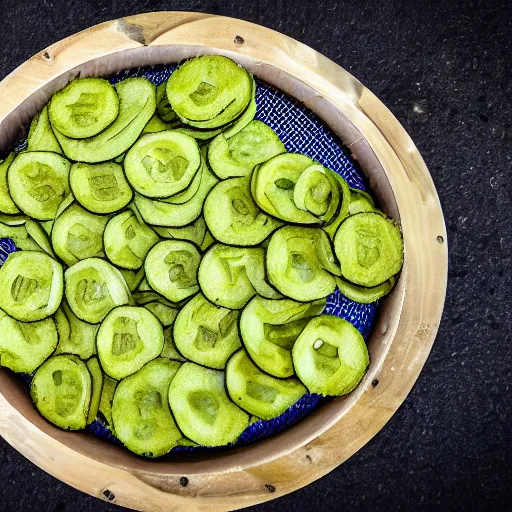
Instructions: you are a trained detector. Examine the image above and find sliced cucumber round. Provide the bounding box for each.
[160,160,203,205]
[125,131,201,198]
[142,114,179,134]
[251,153,318,224]
[104,210,159,270]
[0,309,58,373]
[7,151,70,220]
[30,354,92,430]
[134,162,218,227]
[336,276,395,304]
[240,296,325,378]
[64,258,131,323]
[0,153,21,215]
[334,212,403,287]
[200,229,215,251]
[70,162,133,214]
[173,293,241,369]
[204,177,282,246]
[54,301,99,359]
[112,358,182,457]
[52,202,109,266]
[144,240,200,302]
[154,215,206,246]
[27,106,62,154]
[97,306,164,380]
[54,78,156,163]
[221,77,257,138]
[292,315,369,396]
[98,375,117,429]
[208,120,285,179]
[198,244,275,309]
[0,251,63,321]
[49,78,119,139]
[167,56,252,129]
[168,362,249,446]
[266,226,338,301]
[226,350,306,420]
[86,357,103,425]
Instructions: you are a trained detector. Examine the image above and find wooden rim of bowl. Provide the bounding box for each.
[0,12,447,511]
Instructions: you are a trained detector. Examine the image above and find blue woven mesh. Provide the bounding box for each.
[1,63,379,455]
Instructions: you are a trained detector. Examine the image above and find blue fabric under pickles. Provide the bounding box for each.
[1,64,378,454]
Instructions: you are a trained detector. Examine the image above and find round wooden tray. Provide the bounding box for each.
[0,12,447,511]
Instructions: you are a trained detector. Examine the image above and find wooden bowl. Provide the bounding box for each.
[0,12,447,511]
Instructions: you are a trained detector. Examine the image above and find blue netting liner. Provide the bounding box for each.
[1,63,378,455]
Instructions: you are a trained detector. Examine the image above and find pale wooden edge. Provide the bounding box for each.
[0,12,447,511]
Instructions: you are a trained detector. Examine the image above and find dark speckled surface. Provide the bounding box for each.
[1,0,511,511]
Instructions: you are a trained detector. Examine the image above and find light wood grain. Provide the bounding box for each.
[0,11,447,511]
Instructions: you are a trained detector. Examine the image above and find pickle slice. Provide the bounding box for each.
[98,375,117,429]
[226,350,306,420]
[112,358,182,456]
[7,151,71,220]
[240,296,325,378]
[0,153,19,215]
[334,212,403,287]
[153,215,206,246]
[27,106,63,154]
[64,258,131,323]
[0,310,58,373]
[97,306,164,380]
[336,276,395,304]
[0,251,63,322]
[30,355,92,430]
[173,293,241,369]
[104,210,159,270]
[292,315,369,396]
[70,162,133,214]
[204,177,282,246]
[168,362,249,446]
[145,240,201,302]
[86,357,104,425]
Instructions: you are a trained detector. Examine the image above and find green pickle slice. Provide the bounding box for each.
[208,120,285,179]
[112,358,182,456]
[204,177,282,246]
[168,362,249,446]
[336,276,395,304]
[145,240,201,302]
[0,310,58,373]
[54,78,156,163]
[292,315,369,396]
[240,296,325,378]
[98,375,117,429]
[97,306,164,380]
[0,153,20,215]
[70,162,133,214]
[226,350,306,420]
[7,151,71,220]
[64,258,131,323]
[348,188,375,215]
[104,210,159,270]
[153,215,206,246]
[30,355,92,430]
[49,78,119,139]
[266,226,337,301]
[167,55,252,129]
[0,251,63,321]
[52,202,109,265]
[334,212,403,287]
[125,131,201,198]
[173,293,241,369]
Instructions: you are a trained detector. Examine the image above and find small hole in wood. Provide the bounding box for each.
[306,454,312,463]
[437,235,444,243]
[43,52,50,60]
[265,484,276,493]
[180,476,189,487]
[372,379,379,387]
[102,490,115,501]
[234,35,245,44]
